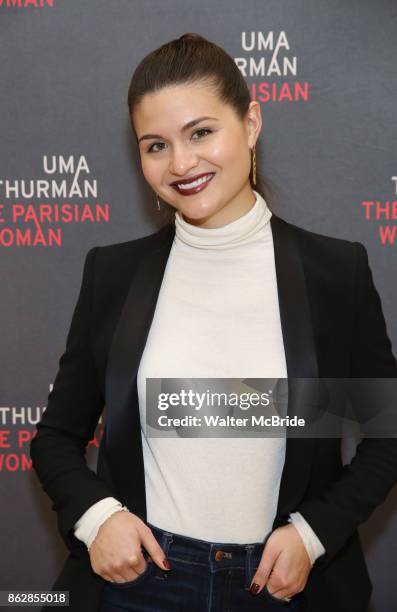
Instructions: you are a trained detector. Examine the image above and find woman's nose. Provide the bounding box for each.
[169,147,199,176]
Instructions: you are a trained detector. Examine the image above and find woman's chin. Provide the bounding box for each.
[179,207,217,225]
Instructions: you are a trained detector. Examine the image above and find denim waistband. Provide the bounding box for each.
[146,521,270,570]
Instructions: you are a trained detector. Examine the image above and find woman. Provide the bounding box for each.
[30,34,397,612]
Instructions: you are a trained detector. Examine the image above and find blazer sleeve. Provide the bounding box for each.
[30,247,116,553]
[296,241,397,566]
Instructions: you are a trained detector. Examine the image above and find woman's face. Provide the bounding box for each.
[132,81,261,228]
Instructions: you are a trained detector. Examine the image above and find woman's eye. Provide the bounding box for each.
[146,128,212,154]
[147,142,166,154]
[192,128,212,139]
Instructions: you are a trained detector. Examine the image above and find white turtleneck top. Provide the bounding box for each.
[74,190,325,565]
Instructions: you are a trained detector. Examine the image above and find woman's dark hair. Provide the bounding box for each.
[127,32,274,221]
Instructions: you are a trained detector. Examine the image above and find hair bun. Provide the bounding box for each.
[178,33,207,43]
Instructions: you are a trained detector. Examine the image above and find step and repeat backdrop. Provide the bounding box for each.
[1,1,396,611]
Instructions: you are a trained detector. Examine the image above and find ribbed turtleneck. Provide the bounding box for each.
[134,188,288,544]
[174,189,272,249]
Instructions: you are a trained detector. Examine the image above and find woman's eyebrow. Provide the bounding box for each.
[138,116,219,144]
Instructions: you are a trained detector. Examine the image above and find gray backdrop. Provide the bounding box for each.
[1,1,396,610]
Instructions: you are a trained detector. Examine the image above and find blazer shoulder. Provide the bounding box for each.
[271,214,367,288]
[273,213,360,265]
[276,214,356,249]
[91,221,174,269]
[98,221,173,254]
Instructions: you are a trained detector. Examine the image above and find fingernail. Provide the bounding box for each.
[163,558,172,570]
[250,582,260,595]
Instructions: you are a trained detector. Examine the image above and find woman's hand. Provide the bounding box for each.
[88,511,171,584]
[250,523,312,600]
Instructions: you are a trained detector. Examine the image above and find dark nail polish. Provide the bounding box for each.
[250,582,260,595]
[163,558,172,570]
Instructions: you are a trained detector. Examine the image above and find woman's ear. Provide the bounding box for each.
[246,100,262,149]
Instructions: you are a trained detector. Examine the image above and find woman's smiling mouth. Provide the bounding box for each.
[171,173,215,196]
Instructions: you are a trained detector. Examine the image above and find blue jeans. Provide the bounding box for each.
[99,521,306,612]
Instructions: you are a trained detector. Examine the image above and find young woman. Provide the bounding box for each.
[30,34,397,612]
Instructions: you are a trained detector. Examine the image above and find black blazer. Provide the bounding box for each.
[30,213,397,612]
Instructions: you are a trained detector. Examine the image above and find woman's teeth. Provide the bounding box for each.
[177,174,214,190]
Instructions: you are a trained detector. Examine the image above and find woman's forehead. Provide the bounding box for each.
[133,85,229,130]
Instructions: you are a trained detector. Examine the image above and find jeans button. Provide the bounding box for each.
[215,550,225,561]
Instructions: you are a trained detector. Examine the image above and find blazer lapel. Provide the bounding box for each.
[104,223,175,502]
[104,213,319,521]
[270,214,319,525]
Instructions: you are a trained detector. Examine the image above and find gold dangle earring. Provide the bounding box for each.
[251,146,257,186]
[156,193,161,211]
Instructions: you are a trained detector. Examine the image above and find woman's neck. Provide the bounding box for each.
[174,189,272,250]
